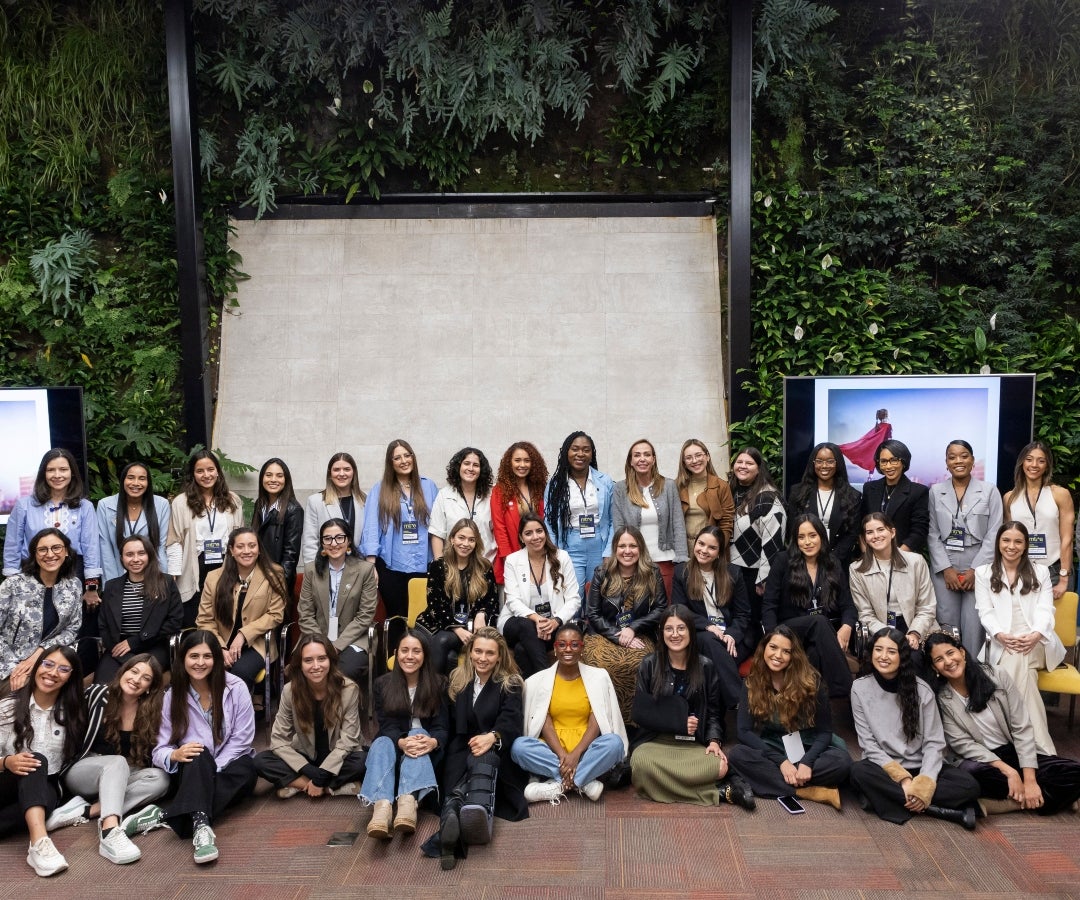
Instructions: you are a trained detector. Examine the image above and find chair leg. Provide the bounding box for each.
[1070,695,1075,730]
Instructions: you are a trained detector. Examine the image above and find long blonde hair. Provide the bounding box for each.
[599,527,657,608]
[623,438,665,509]
[448,626,522,700]
[442,519,492,605]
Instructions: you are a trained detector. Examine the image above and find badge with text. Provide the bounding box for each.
[945,526,967,552]
[1028,532,1048,559]
[203,538,224,565]
[577,514,596,538]
[402,521,419,545]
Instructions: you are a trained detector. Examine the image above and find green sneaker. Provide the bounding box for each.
[192,824,218,864]
[121,804,165,837]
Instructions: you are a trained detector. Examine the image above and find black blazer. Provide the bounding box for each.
[630,654,725,749]
[372,673,450,748]
[415,558,499,634]
[585,565,668,642]
[256,499,304,589]
[761,551,856,633]
[859,475,930,553]
[443,677,527,821]
[100,574,184,657]
[671,562,750,645]
[787,482,863,565]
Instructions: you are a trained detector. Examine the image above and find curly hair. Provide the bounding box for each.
[445,447,494,500]
[103,654,164,767]
[744,626,820,732]
[494,441,548,515]
[545,431,598,544]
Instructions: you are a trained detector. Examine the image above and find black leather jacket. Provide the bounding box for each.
[631,653,725,748]
[585,564,668,641]
[256,498,304,589]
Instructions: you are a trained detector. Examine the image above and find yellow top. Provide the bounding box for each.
[550,673,591,751]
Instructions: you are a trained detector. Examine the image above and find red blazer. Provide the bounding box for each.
[489,484,544,584]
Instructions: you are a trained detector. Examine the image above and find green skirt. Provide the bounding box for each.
[630,734,724,806]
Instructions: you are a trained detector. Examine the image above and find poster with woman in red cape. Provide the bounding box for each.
[839,409,892,474]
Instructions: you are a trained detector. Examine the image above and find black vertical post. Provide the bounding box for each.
[728,0,753,424]
[164,0,211,450]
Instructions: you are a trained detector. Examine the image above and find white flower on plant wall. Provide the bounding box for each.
[764,195,773,208]
[990,313,998,331]
[794,325,805,341]
[868,322,879,336]
[832,351,844,363]
[980,364,991,375]
[893,348,900,359]
[821,253,834,269]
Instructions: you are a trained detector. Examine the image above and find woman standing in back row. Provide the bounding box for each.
[301,453,366,566]
[490,442,548,585]
[1003,441,1074,600]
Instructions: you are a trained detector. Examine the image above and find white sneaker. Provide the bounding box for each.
[99,823,141,864]
[45,796,89,831]
[523,779,564,804]
[581,780,604,801]
[27,836,68,877]
[329,781,361,797]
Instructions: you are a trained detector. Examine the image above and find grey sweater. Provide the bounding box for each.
[611,478,688,561]
[851,673,946,780]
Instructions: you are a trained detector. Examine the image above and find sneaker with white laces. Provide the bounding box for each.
[120,804,166,837]
[99,823,141,864]
[329,781,361,797]
[44,796,89,831]
[523,779,564,804]
[581,780,604,801]
[192,824,218,864]
[276,786,300,799]
[27,836,68,877]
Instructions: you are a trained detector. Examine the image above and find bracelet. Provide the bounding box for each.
[1,755,7,772]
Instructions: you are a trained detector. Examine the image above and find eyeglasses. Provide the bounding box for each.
[663,625,689,636]
[39,659,73,675]
[878,457,903,468]
[320,534,348,545]
[683,453,707,463]
[553,640,582,651]
[35,544,66,557]
[813,458,836,467]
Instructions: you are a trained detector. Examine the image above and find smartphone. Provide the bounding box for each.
[777,795,805,815]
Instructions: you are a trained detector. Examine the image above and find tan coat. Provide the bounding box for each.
[197,565,286,660]
[269,678,362,776]
[297,556,379,653]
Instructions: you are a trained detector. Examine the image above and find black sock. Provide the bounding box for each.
[191,811,209,830]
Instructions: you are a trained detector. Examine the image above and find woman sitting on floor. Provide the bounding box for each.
[727,626,851,810]
[925,631,1080,816]
[254,635,366,802]
[512,622,627,804]
[629,605,754,809]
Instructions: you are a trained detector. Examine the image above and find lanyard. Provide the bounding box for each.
[460,489,477,519]
[518,490,534,513]
[125,509,145,538]
[880,484,895,513]
[573,475,591,508]
[877,560,894,608]
[205,503,217,535]
[1025,485,1043,530]
[817,488,833,523]
[400,487,415,521]
[329,564,343,616]
[529,557,546,597]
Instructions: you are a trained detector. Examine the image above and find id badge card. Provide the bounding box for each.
[402,521,419,545]
[577,514,596,538]
[327,615,339,641]
[782,732,805,763]
[616,611,633,629]
[945,526,967,552]
[1028,532,1048,559]
[534,601,552,618]
[887,611,897,628]
[708,615,726,629]
[203,538,224,565]
[454,607,469,626]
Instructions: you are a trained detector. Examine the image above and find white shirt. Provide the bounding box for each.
[639,487,674,562]
[428,487,496,563]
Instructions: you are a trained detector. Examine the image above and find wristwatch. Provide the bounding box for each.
[490,731,503,750]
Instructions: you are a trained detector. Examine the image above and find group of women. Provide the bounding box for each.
[1,433,1079,875]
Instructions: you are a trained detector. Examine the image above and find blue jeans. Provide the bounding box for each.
[359,729,438,804]
[562,529,606,590]
[510,733,624,788]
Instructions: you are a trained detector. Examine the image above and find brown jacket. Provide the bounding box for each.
[197,565,286,660]
[679,474,735,541]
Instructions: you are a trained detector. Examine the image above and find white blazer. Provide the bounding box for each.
[498,547,581,630]
[521,662,628,756]
[974,563,1066,670]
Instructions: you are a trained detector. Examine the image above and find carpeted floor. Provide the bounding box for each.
[3,701,1079,898]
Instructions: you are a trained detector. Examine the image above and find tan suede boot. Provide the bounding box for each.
[796,786,841,810]
[977,797,1022,815]
[394,794,418,835]
[366,800,393,839]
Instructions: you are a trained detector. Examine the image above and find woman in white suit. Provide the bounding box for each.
[975,521,1065,755]
[297,518,379,684]
[301,453,367,566]
[927,440,1003,659]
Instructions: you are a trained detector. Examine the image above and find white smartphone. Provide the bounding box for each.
[777,795,806,815]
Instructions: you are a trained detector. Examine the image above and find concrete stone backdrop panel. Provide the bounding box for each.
[217,215,727,500]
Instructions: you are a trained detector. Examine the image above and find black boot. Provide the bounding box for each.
[459,755,498,845]
[925,804,976,830]
[438,798,462,870]
[718,774,756,811]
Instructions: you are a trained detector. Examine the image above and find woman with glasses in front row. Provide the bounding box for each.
[0,529,83,696]
[298,519,380,685]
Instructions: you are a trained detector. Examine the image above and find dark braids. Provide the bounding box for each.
[545,431,598,545]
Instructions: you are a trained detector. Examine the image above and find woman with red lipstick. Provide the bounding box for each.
[195,527,287,690]
[490,442,548,585]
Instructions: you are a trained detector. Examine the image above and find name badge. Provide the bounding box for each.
[1028,532,1048,559]
[945,526,967,552]
[203,539,223,565]
[534,601,552,618]
[402,521,419,545]
[454,607,469,626]
[708,615,725,629]
[886,611,897,628]
[328,615,339,641]
[577,514,596,538]
[674,734,696,741]
[782,732,805,763]
[616,611,633,629]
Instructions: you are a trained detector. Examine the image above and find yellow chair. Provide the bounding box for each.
[1037,591,1080,729]
[384,578,428,671]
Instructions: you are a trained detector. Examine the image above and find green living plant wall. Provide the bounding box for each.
[728,183,1080,487]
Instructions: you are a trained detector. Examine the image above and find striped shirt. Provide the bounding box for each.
[121,579,146,635]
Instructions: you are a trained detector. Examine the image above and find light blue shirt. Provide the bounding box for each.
[96,493,172,582]
[360,478,439,573]
[3,495,101,578]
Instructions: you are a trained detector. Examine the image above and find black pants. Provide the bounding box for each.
[962,742,1080,815]
[95,642,171,685]
[337,646,368,685]
[253,749,367,790]
[164,749,258,838]
[848,758,979,824]
[227,646,266,690]
[0,755,59,838]
[430,630,464,675]
[727,743,852,797]
[733,565,762,660]
[695,630,743,709]
[780,614,853,699]
[374,559,423,621]
[502,616,552,678]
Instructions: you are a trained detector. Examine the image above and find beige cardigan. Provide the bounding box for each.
[166,491,244,598]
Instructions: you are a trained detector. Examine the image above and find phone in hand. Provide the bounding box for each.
[777,795,805,815]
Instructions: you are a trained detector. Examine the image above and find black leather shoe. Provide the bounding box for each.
[718,775,756,811]
[439,805,460,870]
[925,804,976,830]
